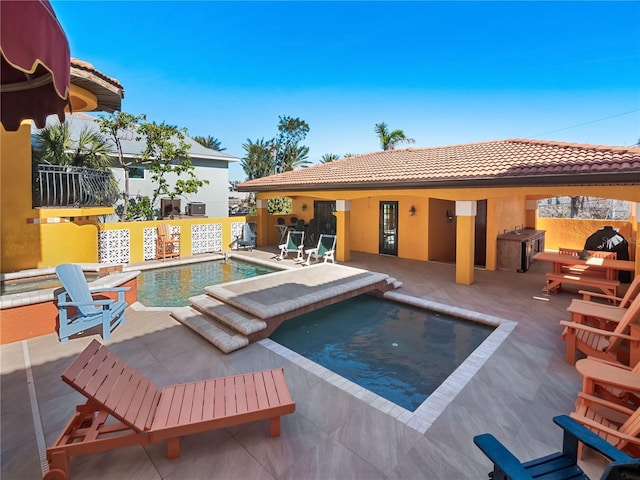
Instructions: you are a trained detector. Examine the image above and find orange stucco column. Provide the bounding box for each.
[455,200,476,285]
[335,200,351,262]
[255,198,269,247]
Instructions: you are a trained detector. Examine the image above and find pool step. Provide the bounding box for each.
[171,306,249,353]
[188,294,267,335]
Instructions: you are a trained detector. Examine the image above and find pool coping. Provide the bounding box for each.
[259,292,517,434]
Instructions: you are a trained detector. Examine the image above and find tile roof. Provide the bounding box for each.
[238,139,640,191]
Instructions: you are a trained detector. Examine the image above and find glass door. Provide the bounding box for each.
[379,201,398,255]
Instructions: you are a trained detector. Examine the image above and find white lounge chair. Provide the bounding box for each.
[303,234,336,266]
[277,230,305,261]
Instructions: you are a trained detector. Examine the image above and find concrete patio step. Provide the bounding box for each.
[170,306,249,353]
[188,294,267,335]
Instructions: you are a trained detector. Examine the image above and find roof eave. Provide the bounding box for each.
[237,171,640,192]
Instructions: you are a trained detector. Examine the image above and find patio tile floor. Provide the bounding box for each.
[1,250,618,479]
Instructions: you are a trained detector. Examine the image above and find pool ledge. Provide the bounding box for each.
[260,293,517,434]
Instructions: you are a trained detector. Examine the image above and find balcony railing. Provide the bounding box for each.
[33,164,119,208]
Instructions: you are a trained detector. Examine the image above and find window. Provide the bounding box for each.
[129,167,144,179]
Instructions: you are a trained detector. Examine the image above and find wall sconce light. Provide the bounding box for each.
[409,206,416,216]
[301,203,307,212]
[446,210,454,223]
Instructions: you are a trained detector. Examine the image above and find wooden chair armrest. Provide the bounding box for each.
[553,415,633,463]
[570,413,640,447]
[579,290,623,303]
[585,356,632,371]
[576,392,635,416]
[473,434,531,479]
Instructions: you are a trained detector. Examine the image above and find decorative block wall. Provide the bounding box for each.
[98,229,130,264]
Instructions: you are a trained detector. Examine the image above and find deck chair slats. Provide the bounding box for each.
[203,379,217,421]
[234,375,249,414]
[166,384,186,428]
[178,383,196,425]
[253,371,270,410]
[224,377,238,416]
[191,381,206,422]
[272,369,294,405]
[243,374,259,412]
[64,343,112,390]
[93,358,131,404]
[61,339,102,381]
[126,379,158,430]
[213,378,226,418]
[134,386,161,431]
[263,370,286,407]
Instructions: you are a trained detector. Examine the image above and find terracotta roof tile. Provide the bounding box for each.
[238,139,640,191]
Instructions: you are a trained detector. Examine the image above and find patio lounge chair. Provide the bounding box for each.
[234,222,256,250]
[576,357,640,409]
[303,234,336,266]
[571,392,640,458]
[45,339,296,480]
[560,295,640,365]
[474,414,639,480]
[156,223,180,260]
[566,293,640,331]
[54,264,129,343]
[277,230,304,261]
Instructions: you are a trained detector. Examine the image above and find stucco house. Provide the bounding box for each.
[238,139,640,285]
[35,112,240,219]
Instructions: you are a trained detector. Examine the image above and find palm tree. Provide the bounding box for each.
[193,135,226,151]
[33,122,112,170]
[374,122,415,150]
[320,153,340,163]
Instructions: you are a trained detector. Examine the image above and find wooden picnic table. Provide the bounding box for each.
[534,252,635,281]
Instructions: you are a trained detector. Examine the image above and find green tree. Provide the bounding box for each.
[320,153,340,163]
[274,115,310,171]
[374,122,414,150]
[137,121,208,211]
[241,138,275,180]
[97,112,146,220]
[193,135,226,151]
[33,122,112,170]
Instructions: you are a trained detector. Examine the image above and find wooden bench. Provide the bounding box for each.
[45,339,295,480]
[546,272,620,297]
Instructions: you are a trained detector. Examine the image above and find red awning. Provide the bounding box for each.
[1,0,70,131]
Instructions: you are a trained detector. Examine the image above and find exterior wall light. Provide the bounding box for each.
[409,206,416,216]
[301,203,307,211]
[446,210,454,222]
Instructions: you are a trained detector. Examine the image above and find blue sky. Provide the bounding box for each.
[52,1,640,182]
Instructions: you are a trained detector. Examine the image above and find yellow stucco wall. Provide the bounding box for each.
[536,218,634,258]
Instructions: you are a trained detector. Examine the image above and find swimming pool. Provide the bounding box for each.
[137,258,279,307]
[270,294,494,411]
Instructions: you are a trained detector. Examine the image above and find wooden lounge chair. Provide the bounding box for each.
[156,223,180,260]
[560,295,640,365]
[55,264,129,343]
[565,294,640,331]
[276,230,304,261]
[474,414,639,480]
[571,392,640,458]
[45,339,296,480]
[576,357,640,408]
[303,234,336,266]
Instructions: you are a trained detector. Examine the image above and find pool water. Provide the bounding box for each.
[270,295,494,411]
[1,273,101,296]
[137,259,278,307]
